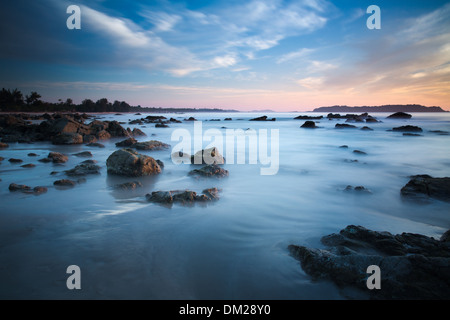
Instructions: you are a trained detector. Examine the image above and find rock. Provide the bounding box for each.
[392,125,423,132]
[250,115,276,121]
[131,128,146,136]
[38,158,52,163]
[83,134,98,144]
[339,145,348,148]
[401,175,450,202]
[114,181,143,190]
[52,132,83,145]
[429,130,449,136]
[27,153,38,157]
[335,124,357,129]
[54,179,76,187]
[300,121,317,128]
[0,142,9,148]
[156,159,164,169]
[8,158,23,163]
[189,164,229,178]
[353,150,367,155]
[86,142,105,148]
[169,118,182,123]
[288,225,450,299]
[47,152,68,163]
[294,115,323,120]
[133,140,170,151]
[146,188,220,205]
[365,116,379,123]
[116,137,137,147]
[73,151,93,158]
[20,163,36,168]
[81,159,98,164]
[65,163,101,176]
[387,112,412,119]
[106,121,130,137]
[155,123,169,128]
[32,186,48,194]
[145,115,167,122]
[106,148,162,177]
[9,183,31,192]
[184,117,197,121]
[344,185,371,193]
[191,147,225,165]
[441,230,450,242]
[171,151,191,164]
[403,133,422,137]
[224,118,232,121]
[96,130,111,140]
[361,126,373,131]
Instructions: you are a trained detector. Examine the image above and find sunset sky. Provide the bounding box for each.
[1,0,449,111]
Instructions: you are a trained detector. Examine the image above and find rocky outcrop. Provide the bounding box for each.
[146,188,220,206]
[250,115,276,121]
[387,112,412,119]
[189,164,229,178]
[401,175,450,203]
[335,123,357,129]
[294,115,323,120]
[191,147,225,165]
[106,148,162,177]
[392,125,423,132]
[133,140,170,151]
[54,179,76,187]
[46,152,68,163]
[288,225,450,299]
[300,121,317,128]
[114,181,143,190]
[65,163,101,176]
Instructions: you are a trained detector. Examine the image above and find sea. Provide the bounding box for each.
[0,112,449,299]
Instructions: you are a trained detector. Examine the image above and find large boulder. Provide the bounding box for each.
[106,148,161,177]
[288,225,450,299]
[401,175,450,202]
[52,132,83,145]
[392,125,423,132]
[387,112,412,119]
[133,140,170,151]
[300,121,317,128]
[191,147,225,165]
[189,164,229,178]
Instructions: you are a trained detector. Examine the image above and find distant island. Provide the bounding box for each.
[0,88,239,113]
[313,104,447,113]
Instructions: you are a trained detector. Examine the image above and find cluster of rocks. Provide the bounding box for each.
[9,183,47,195]
[294,115,323,120]
[288,225,450,299]
[115,138,170,151]
[327,112,379,123]
[0,113,144,144]
[146,187,220,206]
[188,164,229,178]
[172,147,225,165]
[401,175,450,203]
[128,115,182,127]
[250,115,276,121]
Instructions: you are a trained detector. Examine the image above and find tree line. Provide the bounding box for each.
[0,88,133,113]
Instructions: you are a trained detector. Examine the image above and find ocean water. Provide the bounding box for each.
[0,112,449,299]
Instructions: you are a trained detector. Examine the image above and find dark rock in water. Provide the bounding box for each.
[288,225,450,299]
[189,164,229,178]
[9,183,31,192]
[54,179,76,187]
[114,181,143,190]
[184,117,197,121]
[344,185,371,193]
[0,157,4,162]
[392,125,423,132]
[191,147,225,165]
[339,145,348,149]
[156,159,164,169]
[65,163,101,176]
[52,132,83,145]
[133,140,170,151]
[250,115,276,121]
[131,128,146,136]
[335,123,357,129]
[353,150,367,155]
[21,163,36,168]
[403,133,422,137]
[0,142,9,148]
[300,121,317,128]
[8,158,23,163]
[38,158,52,163]
[155,123,169,128]
[73,151,93,158]
[387,112,412,119]
[429,130,449,135]
[47,152,68,163]
[106,148,161,177]
[81,159,98,164]
[146,188,220,206]
[96,130,112,141]
[86,142,105,148]
[401,175,450,203]
[294,115,323,120]
[83,134,98,144]
[169,117,182,123]
[32,186,47,195]
[224,118,232,121]
[116,137,137,147]
[365,116,379,123]
[27,153,38,157]
[361,126,373,131]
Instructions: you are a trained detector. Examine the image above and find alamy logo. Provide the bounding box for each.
[66,5,81,30]
[66,265,81,290]
[171,121,280,175]
[366,265,381,290]
[367,5,381,30]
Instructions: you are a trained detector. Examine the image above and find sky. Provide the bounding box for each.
[0,0,449,111]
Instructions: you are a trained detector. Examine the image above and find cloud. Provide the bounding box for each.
[140,11,182,31]
[277,48,315,64]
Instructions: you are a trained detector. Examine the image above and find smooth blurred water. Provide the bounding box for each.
[0,112,449,299]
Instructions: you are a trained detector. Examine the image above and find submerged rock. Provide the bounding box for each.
[401,175,450,203]
[54,179,76,187]
[189,164,229,178]
[114,181,143,190]
[250,115,276,121]
[335,123,357,129]
[191,147,225,165]
[106,148,162,177]
[387,112,412,119]
[52,132,83,145]
[47,152,68,163]
[8,158,23,163]
[146,188,220,206]
[73,151,93,158]
[392,125,423,132]
[65,163,101,176]
[300,121,317,128]
[288,225,450,299]
[133,140,170,151]
[9,183,31,192]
